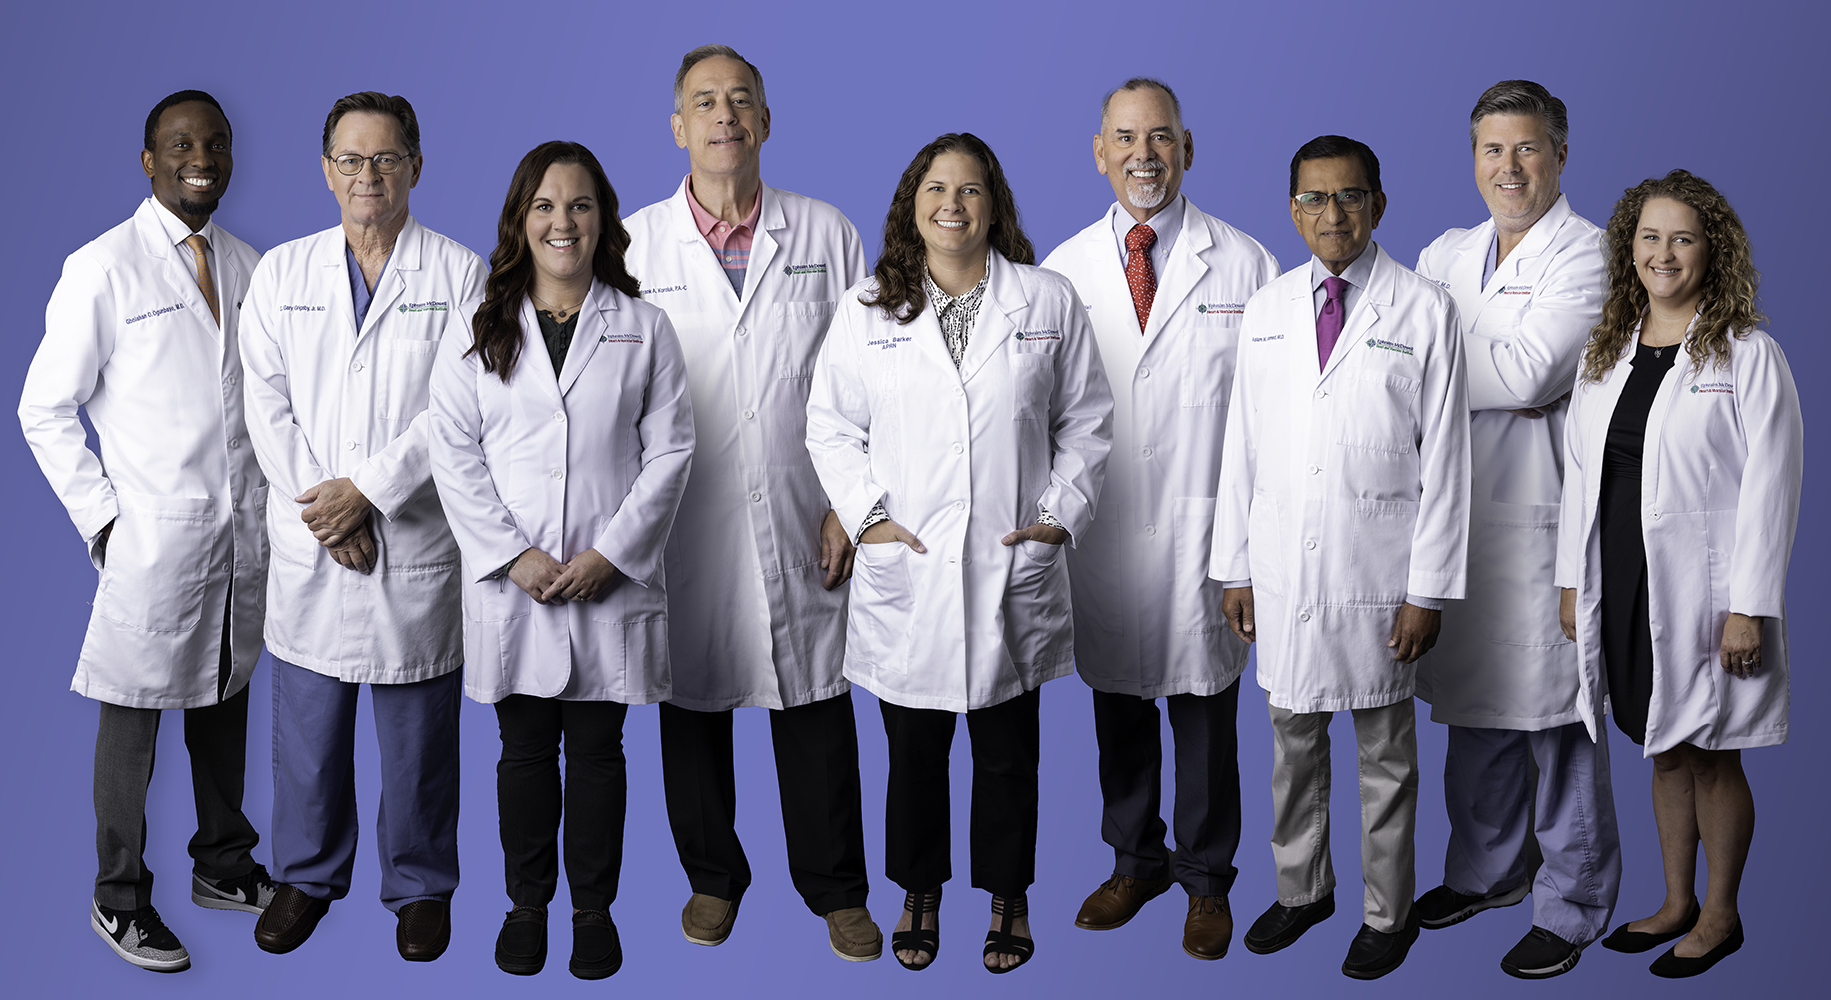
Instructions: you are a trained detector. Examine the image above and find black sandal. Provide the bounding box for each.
[892,887,942,971]
[983,893,1033,974]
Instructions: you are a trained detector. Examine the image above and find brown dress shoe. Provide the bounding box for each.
[1183,895,1233,960]
[396,899,451,961]
[1075,871,1176,930]
[825,906,883,962]
[254,883,331,954]
[682,893,740,946]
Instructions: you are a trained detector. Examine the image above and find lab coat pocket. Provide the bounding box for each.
[96,490,215,633]
[377,338,440,421]
[1335,368,1420,454]
[469,572,532,624]
[774,301,838,381]
[1172,497,1223,634]
[850,542,915,673]
[1181,331,1234,407]
[1247,489,1284,596]
[1349,498,1420,603]
[1012,355,1054,421]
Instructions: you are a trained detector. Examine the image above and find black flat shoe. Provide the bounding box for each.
[892,888,941,971]
[1649,919,1742,978]
[1600,898,1700,953]
[1341,920,1420,980]
[569,909,622,980]
[494,906,547,976]
[982,893,1033,974]
[1243,894,1335,955]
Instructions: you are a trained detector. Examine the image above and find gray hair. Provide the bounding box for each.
[1469,79,1568,151]
[673,44,767,115]
[1099,77,1183,134]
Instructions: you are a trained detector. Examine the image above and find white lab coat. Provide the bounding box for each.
[1413,195,1606,730]
[623,180,869,710]
[19,199,266,709]
[806,253,1115,713]
[1556,328,1800,757]
[428,287,695,704]
[240,217,485,684]
[1040,199,1280,698]
[1212,244,1470,713]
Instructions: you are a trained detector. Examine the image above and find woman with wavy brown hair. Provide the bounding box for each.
[428,141,695,979]
[806,133,1114,974]
[1554,169,1801,978]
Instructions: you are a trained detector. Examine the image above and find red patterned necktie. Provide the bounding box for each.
[1125,223,1157,334]
[1316,275,1347,371]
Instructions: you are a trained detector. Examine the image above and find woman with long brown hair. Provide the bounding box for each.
[427,140,695,979]
[1555,169,1801,978]
[806,133,1114,974]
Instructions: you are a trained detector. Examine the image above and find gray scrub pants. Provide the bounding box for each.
[1442,722,1621,945]
[1267,698,1417,933]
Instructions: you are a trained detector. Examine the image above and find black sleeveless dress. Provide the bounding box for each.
[1597,341,1678,744]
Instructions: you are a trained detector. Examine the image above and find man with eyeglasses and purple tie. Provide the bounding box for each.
[238,91,484,963]
[1212,135,1469,981]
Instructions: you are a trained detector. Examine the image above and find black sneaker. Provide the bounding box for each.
[1501,926,1582,979]
[92,900,190,973]
[192,863,277,914]
[495,906,548,976]
[1413,882,1529,929]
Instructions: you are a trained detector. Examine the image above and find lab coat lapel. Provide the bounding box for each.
[958,252,1019,383]
[1447,219,1495,325]
[517,297,565,406]
[739,185,785,312]
[556,282,612,397]
[1141,199,1211,354]
[359,216,420,340]
[1318,244,1392,385]
[133,202,219,342]
[1468,195,1571,327]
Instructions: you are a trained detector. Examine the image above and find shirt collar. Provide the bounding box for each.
[1112,194,1184,252]
[684,176,763,238]
[1310,240,1378,292]
[923,250,994,314]
[148,196,218,252]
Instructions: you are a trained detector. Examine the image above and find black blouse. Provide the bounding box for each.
[535,308,579,376]
[1602,341,1680,479]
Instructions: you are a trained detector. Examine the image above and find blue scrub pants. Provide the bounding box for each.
[1442,722,1621,946]
[269,658,461,911]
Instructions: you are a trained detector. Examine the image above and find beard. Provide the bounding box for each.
[1124,159,1169,210]
[177,194,222,217]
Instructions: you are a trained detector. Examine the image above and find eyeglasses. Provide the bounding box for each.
[1294,189,1371,215]
[329,152,411,176]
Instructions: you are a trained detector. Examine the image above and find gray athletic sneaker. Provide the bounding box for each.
[193,863,277,914]
[92,900,190,973]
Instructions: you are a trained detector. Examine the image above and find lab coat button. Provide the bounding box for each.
[1305,539,1317,550]
[750,491,763,502]
[1141,447,1153,458]
[1299,611,1311,622]
[954,501,965,511]
[1139,367,1151,378]
[736,326,749,336]
[551,469,563,480]
[346,440,358,450]
[952,443,964,455]
[948,556,958,565]
[1651,510,1661,519]
[228,438,240,449]
[1144,524,1156,535]
[743,409,755,420]
[350,361,364,373]
[1307,464,1320,475]
[953,386,964,396]
[553,411,565,423]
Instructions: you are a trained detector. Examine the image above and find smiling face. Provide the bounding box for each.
[1094,86,1193,220]
[1290,155,1385,272]
[1473,112,1565,232]
[671,55,770,178]
[321,110,420,230]
[1634,196,1709,311]
[141,101,232,228]
[913,150,992,264]
[525,162,600,291]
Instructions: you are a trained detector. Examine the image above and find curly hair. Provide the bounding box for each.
[468,141,641,382]
[862,133,1035,324]
[1580,169,1764,383]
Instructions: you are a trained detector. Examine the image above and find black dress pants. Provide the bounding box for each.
[658,691,869,914]
[495,695,628,911]
[1091,678,1242,897]
[880,686,1041,898]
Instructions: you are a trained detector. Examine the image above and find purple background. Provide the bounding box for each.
[3,1,1823,997]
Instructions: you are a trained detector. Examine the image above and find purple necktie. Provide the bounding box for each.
[1316,275,1347,371]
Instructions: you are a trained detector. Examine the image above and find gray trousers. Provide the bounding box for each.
[1443,722,1621,946]
[93,685,260,910]
[1268,698,1417,933]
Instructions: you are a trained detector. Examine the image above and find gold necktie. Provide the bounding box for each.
[184,233,220,327]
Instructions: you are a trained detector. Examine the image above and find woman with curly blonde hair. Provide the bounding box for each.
[1554,170,1802,978]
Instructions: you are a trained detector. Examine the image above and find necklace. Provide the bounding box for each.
[530,290,583,319]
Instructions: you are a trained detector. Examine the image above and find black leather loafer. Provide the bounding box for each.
[495,906,547,976]
[254,884,331,955]
[1341,920,1419,980]
[396,899,451,962]
[570,909,623,980]
[1243,894,1335,955]
[1649,919,1742,978]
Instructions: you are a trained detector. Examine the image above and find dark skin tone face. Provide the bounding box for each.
[141,100,232,232]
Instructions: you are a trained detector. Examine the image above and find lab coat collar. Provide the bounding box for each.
[317,215,425,341]
[556,281,618,396]
[1467,193,1575,320]
[1304,242,1395,384]
[663,177,785,308]
[1141,197,1214,348]
[956,250,1022,382]
[132,198,225,338]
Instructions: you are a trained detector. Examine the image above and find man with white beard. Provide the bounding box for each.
[1040,78,1279,961]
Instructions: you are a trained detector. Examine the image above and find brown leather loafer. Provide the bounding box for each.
[682,893,740,946]
[396,899,451,962]
[254,883,331,954]
[1075,871,1176,931]
[1184,895,1233,960]
[825,906,883,962]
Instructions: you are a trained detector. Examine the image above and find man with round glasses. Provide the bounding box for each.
[238,90,484,962]
[1213,134,1469,980]
[1411,79,1619,981]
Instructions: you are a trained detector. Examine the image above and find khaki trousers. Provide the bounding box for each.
[1267,698,1418,933]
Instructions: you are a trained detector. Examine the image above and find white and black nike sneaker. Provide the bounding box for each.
[92,900,190,973]
[192,863,277,914]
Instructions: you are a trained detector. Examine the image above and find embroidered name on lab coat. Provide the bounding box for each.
[124,301,187,324]
[279,304,325,313]
[1499,284,1532,296]
[867,335,913,350]
[642,283,688,295]
[1250,334,1285,343]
